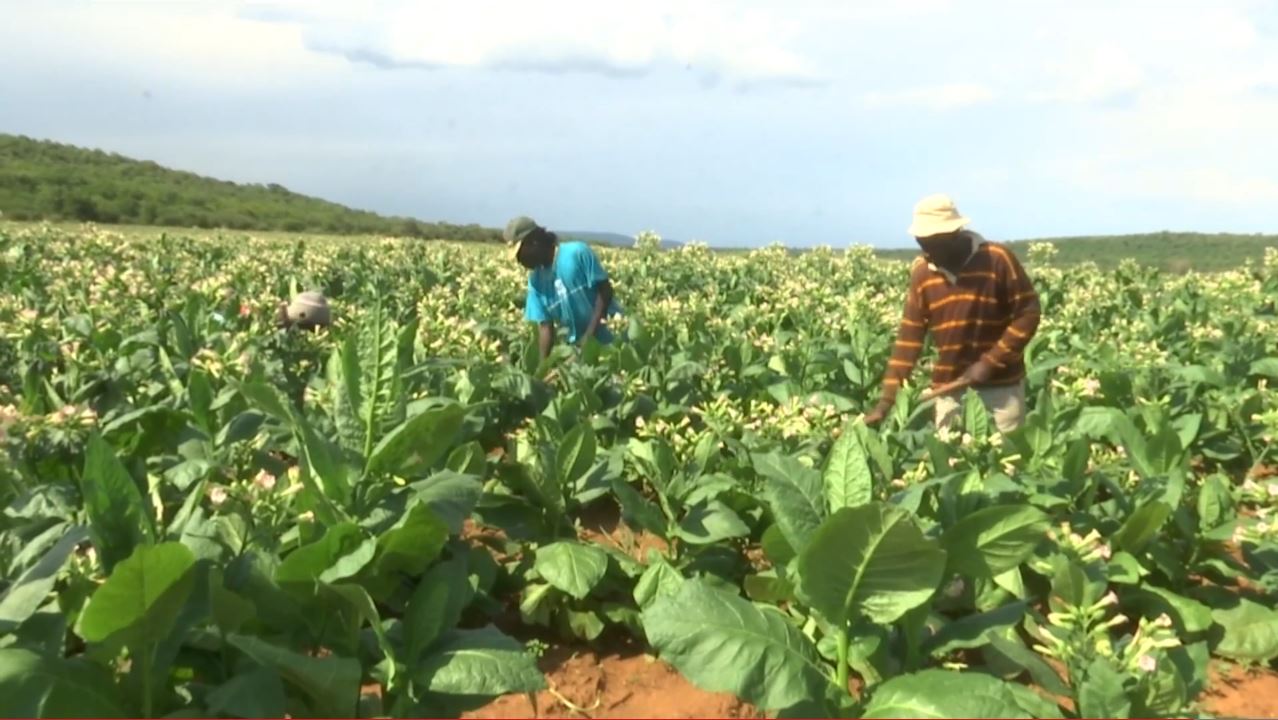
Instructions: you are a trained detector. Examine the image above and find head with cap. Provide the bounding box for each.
[277,291,331,330]
[908,194,972,271]
[506,216,557,270]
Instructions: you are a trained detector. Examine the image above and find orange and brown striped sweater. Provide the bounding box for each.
[878,239,1041,406]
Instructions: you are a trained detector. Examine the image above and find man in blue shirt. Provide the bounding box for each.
[505,216,621,361]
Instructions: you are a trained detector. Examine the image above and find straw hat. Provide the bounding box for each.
[908,194,970,238]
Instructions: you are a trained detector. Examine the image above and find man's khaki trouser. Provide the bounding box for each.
[933,381,1026,434]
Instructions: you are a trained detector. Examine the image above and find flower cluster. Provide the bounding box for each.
[1036,588,1180,679]
[1044,521,1113,565]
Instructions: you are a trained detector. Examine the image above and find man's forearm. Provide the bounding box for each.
[538,323,554,359]
[581,282,613,343]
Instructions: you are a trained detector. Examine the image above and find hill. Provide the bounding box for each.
[559,230,682,249]
[0,134,501,242]
[871,232,1278,272]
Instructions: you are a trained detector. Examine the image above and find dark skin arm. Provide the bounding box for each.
[538,322,554,361]
[580,279,614,345]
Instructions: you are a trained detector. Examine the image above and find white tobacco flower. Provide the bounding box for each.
[209,486,229,507]
[254,470,277,491]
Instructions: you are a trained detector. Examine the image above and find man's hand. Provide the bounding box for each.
[961,358,995,385]
[582,279,612,346]
[862,401,892,427]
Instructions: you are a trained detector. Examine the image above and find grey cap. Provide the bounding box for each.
[285,291,331,327]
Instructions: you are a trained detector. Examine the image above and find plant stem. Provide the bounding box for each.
[1232,406,1260,469]
[141,645,154,718]
[835,626,850,695]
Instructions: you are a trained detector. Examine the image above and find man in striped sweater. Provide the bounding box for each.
[863,194,1041,433]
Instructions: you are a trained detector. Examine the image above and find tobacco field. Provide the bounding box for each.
[1,224,1277,718]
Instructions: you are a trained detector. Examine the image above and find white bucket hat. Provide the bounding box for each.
[908,193,970,238]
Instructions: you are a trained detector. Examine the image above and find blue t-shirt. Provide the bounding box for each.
[525,241,621,344]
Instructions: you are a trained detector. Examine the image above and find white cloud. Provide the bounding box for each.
[2,2,340,90]
[243,1,826,88]
[1028,47,1144,105]
[1018,2,1264,107]
[863,83,995,110]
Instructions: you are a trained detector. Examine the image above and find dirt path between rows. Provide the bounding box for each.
[463,499,1278,718]
[463,641,757,719]
[464,645,1277,719]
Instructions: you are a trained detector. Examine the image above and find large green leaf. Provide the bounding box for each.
[674,500,750,545]
[405,554,474,664]
[357,301,405,457]
[796,503,946,626]
[329,333,367,454]
[984,636,1071,697]
[1250,357,1278,379]
[962,389,991,444]
[824,423,874,512]
[228,634,360,718]
[1074,406,1127,442]
[0,649,127,717]
[205,668,286,719]
[643,580,831,712]
[534,541,608,600]
[762,524,796,567]
[319,583,396,686]
[611,476,668,539]
[414,626,545,696]
[924,602,1028,657]
[1196,475,1233,534]
[210,569,256,635]
[366,403,465,476]
[1078,657,1131,719]
[1113,501,1173,554]
[628,439,675,494]
[755,452,826,551]
[556,424,597,487]
[80,435,154,573]
[371,501,449,580]
[188,368,215,436]
[446,441,486,476]
[0,525,88,632]
[236,380,294,423]
[1212,599,1278,662]
[411,470,483,534]
[1128,586,1212,634]
[862,669,1039,718]
[942,505,1049,579]
[634,556,685,609]
[78,542,196,645]
[275,523,375,586]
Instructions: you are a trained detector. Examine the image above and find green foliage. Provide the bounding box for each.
[1,222,1277,718]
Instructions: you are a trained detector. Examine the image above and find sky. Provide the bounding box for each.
[3,0,1278,248]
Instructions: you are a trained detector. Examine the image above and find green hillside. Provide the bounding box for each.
[0,134,500,242]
